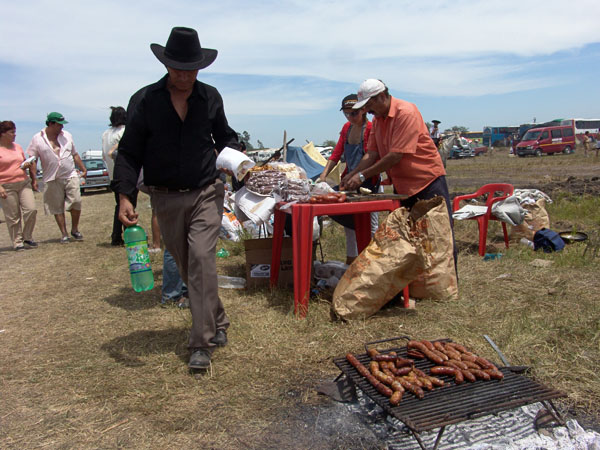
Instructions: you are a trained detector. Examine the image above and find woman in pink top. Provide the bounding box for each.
[0,121,38,251]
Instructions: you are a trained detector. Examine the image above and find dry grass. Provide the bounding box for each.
[0,152,599,449]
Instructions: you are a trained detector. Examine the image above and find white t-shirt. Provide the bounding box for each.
[101,125,125,180]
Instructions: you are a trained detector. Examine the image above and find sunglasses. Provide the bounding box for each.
[343,110,360,118]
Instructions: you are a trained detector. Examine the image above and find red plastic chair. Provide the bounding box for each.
[452,183,514,256]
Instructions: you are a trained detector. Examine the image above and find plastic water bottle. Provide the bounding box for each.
[217,275,246,289]
[520,238,535,249]
[483,253,503,261]
[124,225,154,292]
[216,247,230,258]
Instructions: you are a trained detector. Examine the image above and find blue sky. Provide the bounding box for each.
[1,0,600,151]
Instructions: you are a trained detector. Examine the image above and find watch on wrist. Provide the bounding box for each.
[358,172,365,183]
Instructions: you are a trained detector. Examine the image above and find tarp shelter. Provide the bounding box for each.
[284,141,341,184]
[285,144,325,181]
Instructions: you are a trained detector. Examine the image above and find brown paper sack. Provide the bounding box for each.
[408,198,458,300]
[509,198,549,242]
[332,197,454,320]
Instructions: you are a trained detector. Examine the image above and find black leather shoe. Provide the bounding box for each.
[211,329,228,347]
[188,349,211,369]
[24,240,38,248]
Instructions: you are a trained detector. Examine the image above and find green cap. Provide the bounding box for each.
[46,112,68,124]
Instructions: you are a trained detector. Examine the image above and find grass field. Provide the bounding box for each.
[0,149,599,449]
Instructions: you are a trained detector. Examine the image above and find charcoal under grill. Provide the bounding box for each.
[334,338,566,450]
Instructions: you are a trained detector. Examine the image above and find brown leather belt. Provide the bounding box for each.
[150,186,192,193]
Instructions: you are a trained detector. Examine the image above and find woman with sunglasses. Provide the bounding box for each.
[318,94,379,264]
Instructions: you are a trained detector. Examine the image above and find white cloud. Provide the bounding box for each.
[1,0,599,148]
[4,1,600,86]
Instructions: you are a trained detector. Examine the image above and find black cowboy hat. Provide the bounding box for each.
[150,27,217,71]
[432,119,441,124]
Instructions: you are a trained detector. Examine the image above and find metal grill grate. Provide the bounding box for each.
[334,343,565,433]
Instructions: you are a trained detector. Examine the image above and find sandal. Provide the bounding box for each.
[60,236,70,244]
[71,231,84,240]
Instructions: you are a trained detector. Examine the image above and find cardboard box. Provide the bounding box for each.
[244,238,294,288]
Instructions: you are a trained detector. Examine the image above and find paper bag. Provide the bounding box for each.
[331,204,428,320]
[407,198,458,301]
[509,198,549,241]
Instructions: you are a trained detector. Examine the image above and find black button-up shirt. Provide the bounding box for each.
[113,74,239,199]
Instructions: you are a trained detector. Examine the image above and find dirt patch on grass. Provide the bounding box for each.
[446,152,600,197]
[531,176,600,197]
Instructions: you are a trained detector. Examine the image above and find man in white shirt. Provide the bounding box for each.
[27,112,87,243]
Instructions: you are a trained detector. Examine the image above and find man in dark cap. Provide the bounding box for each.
[113,27,240,370]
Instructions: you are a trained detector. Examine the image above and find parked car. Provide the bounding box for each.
[448,136,489,159]
[448,138,475,159]
[80,159,110,193]
[473,144,488,156]
[515,125,575,157]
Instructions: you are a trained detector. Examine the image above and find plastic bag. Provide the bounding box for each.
[275,178,311,203]
[311,182,336,196]
[220,211,243,242]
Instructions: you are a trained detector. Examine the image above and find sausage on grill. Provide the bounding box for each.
[390,389,403,406]
[346,353,393,397]
[484,369,505,380]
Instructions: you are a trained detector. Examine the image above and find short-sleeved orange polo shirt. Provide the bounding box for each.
[367,97,445,197]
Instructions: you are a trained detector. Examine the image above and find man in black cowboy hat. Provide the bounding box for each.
[113,27,240,370]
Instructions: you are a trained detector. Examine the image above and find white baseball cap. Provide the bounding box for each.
[353,79,386,109]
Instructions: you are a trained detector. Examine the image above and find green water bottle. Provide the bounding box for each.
[124,225,154,292]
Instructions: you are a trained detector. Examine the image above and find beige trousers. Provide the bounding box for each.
[150,179,229,351]
[0,179,37,248]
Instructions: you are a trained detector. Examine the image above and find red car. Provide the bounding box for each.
[473,144,488,156]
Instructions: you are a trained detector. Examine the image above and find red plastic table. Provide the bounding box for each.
[270,199,410,317]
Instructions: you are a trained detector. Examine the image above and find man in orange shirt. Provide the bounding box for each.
[341,79,456,267]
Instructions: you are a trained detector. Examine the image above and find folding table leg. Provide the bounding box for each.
[354,212,372,253]
[270,209,286,287]
[292,206,314,317]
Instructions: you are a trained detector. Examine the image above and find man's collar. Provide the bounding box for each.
[43,127,61,140]
[385,96,395,118]
[155,73,205,100]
